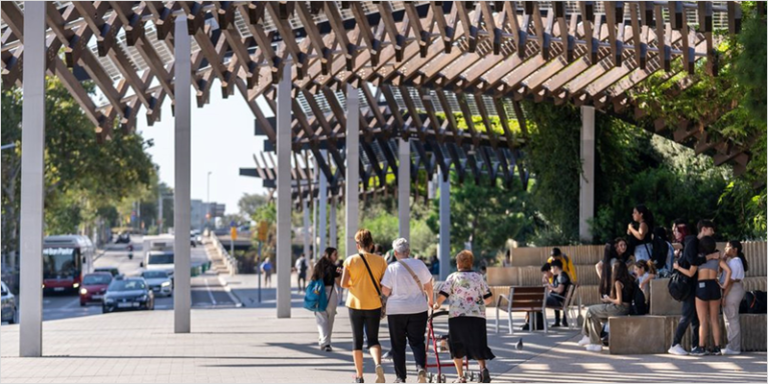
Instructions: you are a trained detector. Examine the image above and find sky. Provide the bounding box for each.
[137,88,268,216]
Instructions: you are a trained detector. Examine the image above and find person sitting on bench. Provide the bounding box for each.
[546,259,571,327]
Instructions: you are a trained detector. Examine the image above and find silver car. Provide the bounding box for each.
[1,282,17,324]
[140,270,173,297]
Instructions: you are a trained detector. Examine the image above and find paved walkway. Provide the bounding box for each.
[1,304,764,383]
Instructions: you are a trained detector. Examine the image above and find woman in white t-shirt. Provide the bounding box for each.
[721,240,748,355]
[381,238,434,383]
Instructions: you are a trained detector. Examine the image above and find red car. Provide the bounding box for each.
[79,273,113,306]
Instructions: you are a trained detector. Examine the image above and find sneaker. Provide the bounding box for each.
[323,345,333,352]
[668,344,688,356]
[577,335,591,346]
[690,346,707,356]
[375,364,385,383]
[417,369,427,383]
[521,324,530,331]
[722,347,741,355]
[452,378,467,383]
[481,368,491,383]
[562,320,569,327]
[393,378,404,383]
[355,378,365,383]
[710,346,722,356]
[585,344,603,352]
[551,323,562,328]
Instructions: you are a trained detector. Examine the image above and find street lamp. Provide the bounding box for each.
[206,171,212,230]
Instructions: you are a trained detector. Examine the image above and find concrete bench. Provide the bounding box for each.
[608,314,767,355]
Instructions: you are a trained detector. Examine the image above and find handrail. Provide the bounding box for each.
[208,233,238,275]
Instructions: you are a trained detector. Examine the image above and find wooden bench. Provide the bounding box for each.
[494,286,548,334]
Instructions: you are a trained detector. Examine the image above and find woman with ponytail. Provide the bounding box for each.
[721,240,747,355]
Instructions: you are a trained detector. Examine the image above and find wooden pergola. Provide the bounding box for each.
[2,1,752,197]
[2,1,755,353]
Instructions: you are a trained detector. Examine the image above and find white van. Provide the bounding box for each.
[141,235,175,281]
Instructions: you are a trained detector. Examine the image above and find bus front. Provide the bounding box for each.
[43,247,81,294]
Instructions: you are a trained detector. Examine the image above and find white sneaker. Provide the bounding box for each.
[668,344,688,355]
[586,344,603,352]
[577,335,591,346]
[722,348,741,355]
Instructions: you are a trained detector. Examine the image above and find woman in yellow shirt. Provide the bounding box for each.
[341,229,388,383]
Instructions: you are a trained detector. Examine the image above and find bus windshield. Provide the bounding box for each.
[43,248,78,279]
[148,253,174,265]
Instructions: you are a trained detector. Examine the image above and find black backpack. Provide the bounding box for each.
[630,283,648,316]
[668,270,692,301]
[740,290,767,314]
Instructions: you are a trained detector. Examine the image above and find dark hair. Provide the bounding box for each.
[600,244,615,296]
[311,247,337,281]
[699,236,717,255]
[551,247,562,256]
[728,240,749,272]
[614,237,627,256]
[635,260,657,275]
[653,226,669,242]
[540,263,552,273]
[634,204,654,227]
[550,259,564,270]
[697,220,716,234]
[610,262,634,300]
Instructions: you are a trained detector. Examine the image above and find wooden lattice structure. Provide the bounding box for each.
[1,1,754,204]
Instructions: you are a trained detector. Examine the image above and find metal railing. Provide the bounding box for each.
[208,233,239,275]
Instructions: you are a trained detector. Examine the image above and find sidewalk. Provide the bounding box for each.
[2,301,764,383]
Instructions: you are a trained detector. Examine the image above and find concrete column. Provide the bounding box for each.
[318,150,328,255]
[276,64,292,318]
[398,139,410,241]
[438,171,451,281]
[19,1,46,357]
[303,199,310,263]
[173,16,192,334]
[329,197,337,248]
[579,106,595,242]
[345,84,360,257]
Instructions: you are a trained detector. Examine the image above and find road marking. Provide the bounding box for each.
[203,277,217,306]
[217,274,243,308]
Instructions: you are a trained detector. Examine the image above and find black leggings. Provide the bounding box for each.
[349,308,382,350]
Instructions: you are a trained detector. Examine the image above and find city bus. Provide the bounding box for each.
[43,235,95,294]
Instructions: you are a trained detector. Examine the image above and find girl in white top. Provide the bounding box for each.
[720,240,748,355]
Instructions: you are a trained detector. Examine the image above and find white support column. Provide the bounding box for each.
[329,196,337,248]
[398,139,411,241]
[19,1,46,357]
[276,64,292,319]
[438,170,451,281]
[579,106,595,242]
[173,16,192,334]
[303,199,310,262]
[345,84,360,257]
[318,150,328,255]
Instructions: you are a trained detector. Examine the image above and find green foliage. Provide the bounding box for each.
[434,112,523,137]
[427,173,534,264]
[238,193,269,218]
[1,77,155,257]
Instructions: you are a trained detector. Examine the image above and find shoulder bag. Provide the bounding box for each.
[360,252,387,319]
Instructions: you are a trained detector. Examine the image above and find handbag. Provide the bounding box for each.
[360,252,387,319]
[667,270,691,301]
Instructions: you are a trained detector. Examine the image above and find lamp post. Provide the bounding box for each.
[206,171,212,230]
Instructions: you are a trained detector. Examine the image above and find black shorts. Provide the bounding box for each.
[695,279,722,301]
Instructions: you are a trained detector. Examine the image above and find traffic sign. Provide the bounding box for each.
[230,226,238,240]
[257,221,269,242]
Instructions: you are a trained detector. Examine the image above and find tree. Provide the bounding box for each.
[1,77,155,263]
[238,193,268,219]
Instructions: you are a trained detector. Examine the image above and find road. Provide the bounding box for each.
[37,235,238,322]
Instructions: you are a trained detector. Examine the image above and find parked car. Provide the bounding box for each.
[1,282,17,324]
[115,232,131,244]
[141,270,173,297]
[102,278,154,313]
[79,273,113,306]
[94,267,121,278]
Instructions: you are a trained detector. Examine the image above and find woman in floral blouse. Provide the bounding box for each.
[433,250,495,383]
